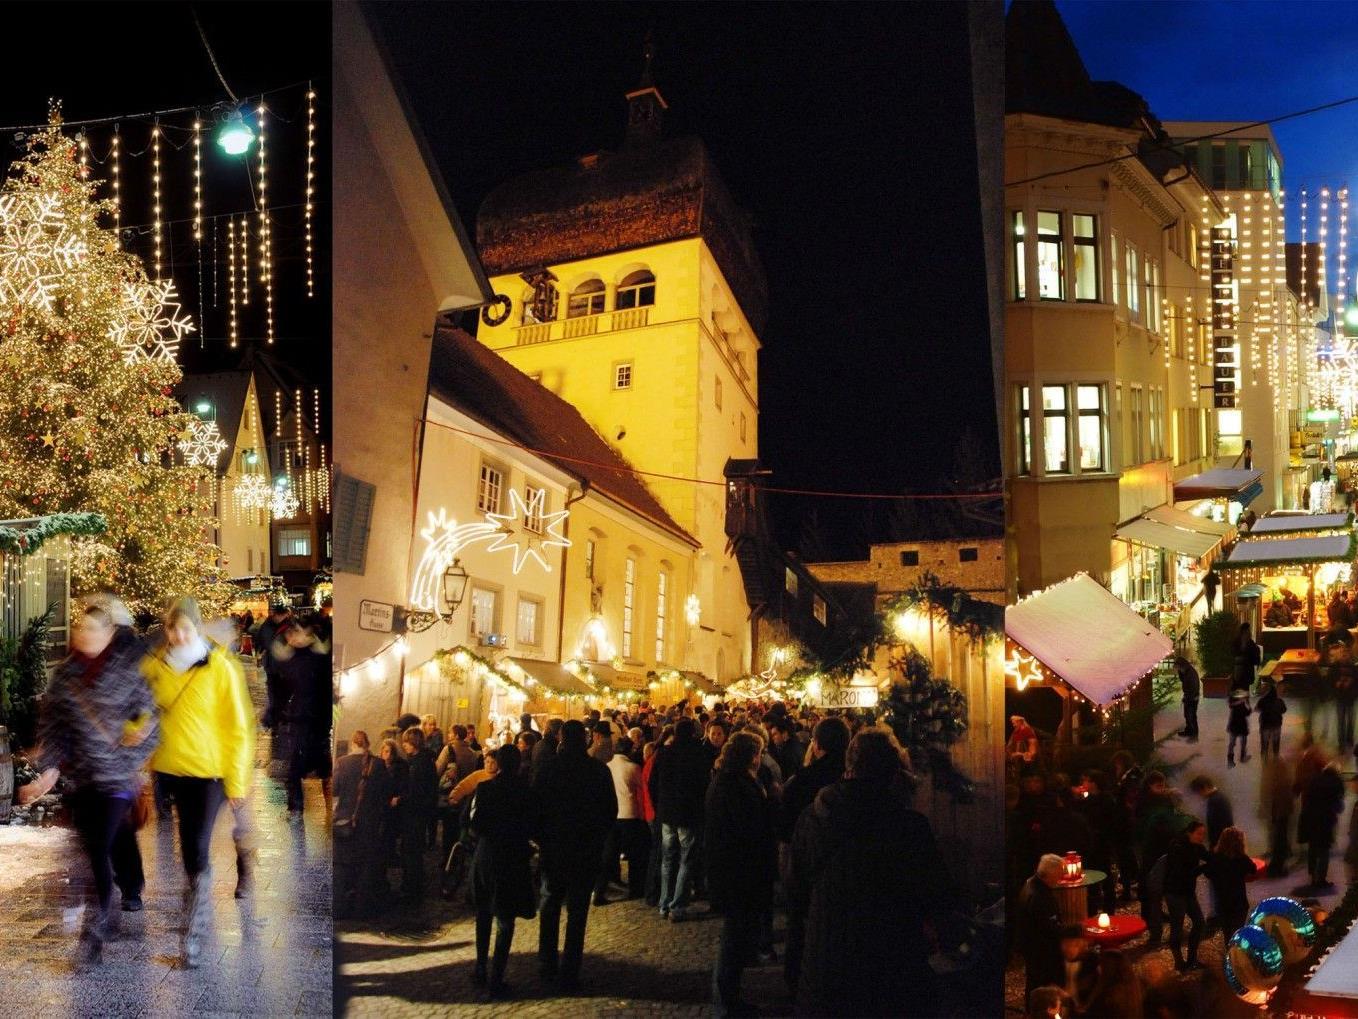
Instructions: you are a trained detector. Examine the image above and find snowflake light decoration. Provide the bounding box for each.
[178,417,227,467]
[110,278,195,363]
[0,193,86,311]
[232,473,271,512]
[271,484,301,520]
[484,487,571,574]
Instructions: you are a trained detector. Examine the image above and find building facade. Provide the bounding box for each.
[809,537,1005,606]
[471,78,764,687]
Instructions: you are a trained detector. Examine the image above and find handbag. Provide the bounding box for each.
[334,755,373,841]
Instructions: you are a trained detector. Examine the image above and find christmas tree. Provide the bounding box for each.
[0,110,227,613]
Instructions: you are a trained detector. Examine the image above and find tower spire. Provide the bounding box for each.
[624,32,667,147]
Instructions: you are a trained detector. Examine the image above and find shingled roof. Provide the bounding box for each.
[428,327,697,548]
[476,135,769,334]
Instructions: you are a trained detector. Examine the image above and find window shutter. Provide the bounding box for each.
[333,472,376,575]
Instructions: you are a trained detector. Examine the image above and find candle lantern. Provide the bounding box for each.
[1062,851,1084,884]
[1097,912,1111,929]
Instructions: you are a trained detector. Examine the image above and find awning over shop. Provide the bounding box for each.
[1144,505,1234,538]
[1005,573,1173,707]
[1217,533,1357,570]
[1173,468,1265,503]
[1250,512,1353,535]
[1114,518,1221,560]
[503,657,594,698]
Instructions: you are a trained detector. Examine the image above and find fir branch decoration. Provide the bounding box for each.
[0,511,106,556]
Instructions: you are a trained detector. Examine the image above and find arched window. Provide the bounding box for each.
[616,269,656,310]
[567,277,606,318]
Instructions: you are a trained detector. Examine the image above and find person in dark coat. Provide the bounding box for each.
[1015,854,1065,998]
[1075,770,1120,914]
[1335,660,1358,749]
[1189,775,1234,847]
[1256,682,1287,760]
[1234,624,1261,693]
[767,715,803,783]
[1299,762,1345,889]
[788,727,957,1017]
[254,601,293,732]
[532,719,617,990]
[1227,692,1252,767]
[274,622,334,815]
[705,731,777,1017]
[649,716,713,921]
[1205,826,1254,946]
[333,730,390,918]
[395,727,438,900]
[1203,569,1220,611]
[531,718,562,783]
[1163,820,1209,971]
[1177,657,1201,740]
[468,744,537,996]
[377,738,407,892]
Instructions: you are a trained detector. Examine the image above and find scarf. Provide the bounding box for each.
[165,635,210,674]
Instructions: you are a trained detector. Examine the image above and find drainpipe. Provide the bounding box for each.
[556,482,589,665]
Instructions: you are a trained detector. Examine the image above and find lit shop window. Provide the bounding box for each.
[1042,385,1070,474]
[1077,384,1106,472]
[1012,211,1026,300]
[1037,210,1064,300]
[1073,214,1098,301]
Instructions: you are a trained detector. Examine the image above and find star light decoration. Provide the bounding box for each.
[177,417,227,467]
[1004,641,1043,692]
[0,193,86,311]
[110,278,195,363]
[484,487,571,574]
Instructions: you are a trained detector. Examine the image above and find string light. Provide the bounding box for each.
[110,127,120,236]
[151,120,162,280]
[305,85,315,297]
[239,214,249,304]
[227,217,238,348]
[258,101,274,343]
[192,117,203,244]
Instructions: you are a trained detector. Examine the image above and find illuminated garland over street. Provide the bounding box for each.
[0,511,106,556]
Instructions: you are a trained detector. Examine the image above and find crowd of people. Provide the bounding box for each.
[1009,721,1357,1018]
[15,592,333,969]
[334,700,964,1015]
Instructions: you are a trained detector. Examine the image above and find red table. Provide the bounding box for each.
[1245,856,1268,882]
[1082,914,1147,947]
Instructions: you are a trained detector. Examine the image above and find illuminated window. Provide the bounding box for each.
[655,571,668,662]
[1126,244,1141,320]
[278,528,311,558]
[524,484,545,533]
[1042,385,1069,474]
[1073,214,1098,301]
[477,462,503,514]
[517,597,541,645]
[785,567,799,596]
[614,362,633,390]
[585,539,596,581]
[567,277,606,318]
[1017,385,1033,475]
[615,269,656,310]
[1129,386,1145,465]
[812,594,827,626]
[622,557,635,658]
[470,587,498,636]
[1111,233,1120,306]
[1037,210,1064,300]
[1012,211,1026,299]
[1077,384,1106,472]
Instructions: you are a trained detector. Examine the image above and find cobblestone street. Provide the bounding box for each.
[0,662,332,1018]
[337,873,795,1018]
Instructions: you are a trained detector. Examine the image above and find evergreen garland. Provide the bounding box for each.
[880,648,975,803]
[884,572,1004,646]
[0,511,106,556]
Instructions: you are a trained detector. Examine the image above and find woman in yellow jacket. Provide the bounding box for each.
[142,596,255,968]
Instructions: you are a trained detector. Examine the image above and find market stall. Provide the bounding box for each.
[1005,573,1173,754]
[1173,467,1266,525]
[1216,532,1358,651]
[1113,506,1231,640]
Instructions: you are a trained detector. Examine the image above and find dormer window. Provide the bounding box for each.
[615,269,656,310]
[567,277,606,318]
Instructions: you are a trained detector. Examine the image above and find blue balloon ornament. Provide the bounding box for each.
[1248,896,1318,965]
[1224,924,1284,1005]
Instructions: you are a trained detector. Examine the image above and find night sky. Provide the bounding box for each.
[1056,1,1358,254]
[0,3,330,422]
[370,2,1001,559]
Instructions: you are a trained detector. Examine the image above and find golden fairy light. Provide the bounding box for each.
[305,85,315,298]
[193,118,203,244]
[110,128,120,235]
[258,101,274,343]
[239,213,249,304]
[227,217,238,348]
[151,121,162,280]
